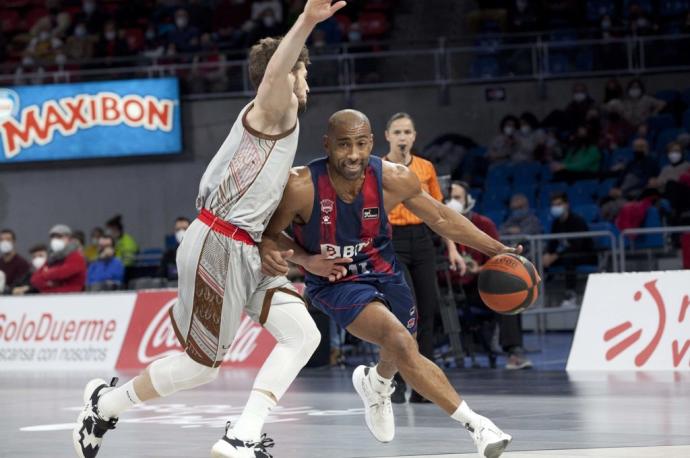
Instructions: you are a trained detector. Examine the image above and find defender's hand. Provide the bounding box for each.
[448,250,467,276]
[259,239,294,277]
[303,0,347,25]
[304,254,353,282]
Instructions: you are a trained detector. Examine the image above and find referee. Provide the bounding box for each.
[383,112,464,403]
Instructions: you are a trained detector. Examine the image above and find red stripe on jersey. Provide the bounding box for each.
[360,166,393,274]
[317,172,338,246]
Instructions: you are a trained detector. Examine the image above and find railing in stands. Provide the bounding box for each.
[618,225,690,272]
[2,33,689,95]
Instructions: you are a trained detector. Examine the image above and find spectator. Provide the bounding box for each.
[83,227,104,262]
[564,82,596,130]
[612,138,660,198]
[551,125,602,182]
[167,9,201,53]
[601,110,634,152]
[500,194,542,236]
[212,0,253,50]
[25,24,64,64]
[448,182,533,370]
[508,0,540,33]
[63,22,96,61]
[11,245,48,296]
[72,230,86,252]
[249,7,283,44]
[105,215,139,267]
[86,235,125,290]
[0,229,31,294]
[251,0,284,23]
[488,114,520,163]
[542,193,596,304]
[30,224,87,293]
[650,142,690,223]
[95,20,130,59]
[75,0,106,35]
[605,79,666,128]
[159,217,190,281]
[513,112,540,162]
[603,78,624,103]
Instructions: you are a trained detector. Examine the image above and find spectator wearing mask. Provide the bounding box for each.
[76,0,106,35]
[105,215,139,267]
[551,125,602,182]
[448,182,533,370]
[513,112,540,162]
[542,193,596,304]
[167,9,201,53]
[500,194,542,236]
[11,245,48,295]
[611,138,659,199]
[0,229,31,294]
[649,142,690,223]
[488,115,520,164]
[159,217,190,281]
[86,235,125,290]
[64,22,96,61]
[564,82,595,130]
[83,227,104,262]
[30,224,87,293]
[605,79,666,128]
[95,20,130,59]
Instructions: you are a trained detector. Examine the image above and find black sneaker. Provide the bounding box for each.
[391,374,406,403]
[72,378,119,458]
[211,422,276,458]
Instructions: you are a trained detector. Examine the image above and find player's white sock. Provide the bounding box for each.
[98,379,141,419]
[370,365,394,393]
[451,400,482,429]
[231,390,276,441]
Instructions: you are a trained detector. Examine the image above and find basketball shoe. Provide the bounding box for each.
[210,422,275,458]
[352,365,395,442]
[72,378,119,458]
[465,415,512,458]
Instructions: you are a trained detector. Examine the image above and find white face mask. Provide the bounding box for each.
[669,151,683,164]
[175,229,186,244]
[573,92,587,102]
[447,198,465,214]
[520,125,531,135]
[503,126,515,136]
[32,256,47,270]
[550,205,566,218]
[50,238,66,253]
[176,17,188,29]
[262,16,275,28]
[0,240,13,254]
[105,30,116,41]
[629,88,642,99]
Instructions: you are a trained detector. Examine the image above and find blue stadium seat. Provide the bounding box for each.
[548,53,570,74]
[682,89,690,106]
[588,221,618,249]
[647,114,676,133]
[482,185,511,210]
[539,182,569,209]
[632,207,664,249]
[471,56,500,78]
[568,179,599,205]
[575,50,594,72]
[538,209,554,231]
[655,127,685,154]
[683,109,690,131]
[655,90,680,104]
[598,178,617,198]
[512,161,542,183]
[135,248,164,267]
[586,0,616,21]
[576,264,599,274]
[483,209,507,227]
[572,204,600,223]
[609,147,634,168]
[486,163,513,185]
[660,0,690,17]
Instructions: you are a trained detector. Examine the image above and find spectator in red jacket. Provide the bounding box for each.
[31,224,86,293]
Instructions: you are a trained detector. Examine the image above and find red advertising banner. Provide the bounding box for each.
[115,290,276,369]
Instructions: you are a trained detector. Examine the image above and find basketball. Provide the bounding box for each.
[478,253,541,314]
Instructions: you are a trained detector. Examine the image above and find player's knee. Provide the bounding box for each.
[149,352,219,397]
[383,329,417,364]
[303,320,322,356]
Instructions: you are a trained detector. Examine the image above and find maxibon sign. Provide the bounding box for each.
[0,78,182,163]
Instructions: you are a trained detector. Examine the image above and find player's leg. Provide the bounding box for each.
[213,286,320,458]
[347,302,512,458]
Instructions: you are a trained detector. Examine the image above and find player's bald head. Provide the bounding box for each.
[327,109,372,137]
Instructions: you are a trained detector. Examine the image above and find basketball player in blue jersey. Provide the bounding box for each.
[259,110,519,458]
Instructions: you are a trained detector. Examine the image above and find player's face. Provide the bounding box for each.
[385,117,416,155]
[292,63,309,113]
[326,121,374,181]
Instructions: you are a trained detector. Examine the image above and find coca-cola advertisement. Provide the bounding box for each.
[115,290,277,370]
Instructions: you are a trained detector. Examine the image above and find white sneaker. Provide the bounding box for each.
[466,415,512,458]
[72,378,119,458]
[352,365,395,443]
[210,423,274,458]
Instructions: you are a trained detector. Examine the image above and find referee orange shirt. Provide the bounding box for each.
[386,155,443,226]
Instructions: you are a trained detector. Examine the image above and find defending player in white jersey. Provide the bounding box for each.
[72,2,347,458]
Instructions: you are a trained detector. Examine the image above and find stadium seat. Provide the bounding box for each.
[135,248,164,267]
[586,0,615,22]
[682,109,690,131]
[538,209,554,231]
[548,53,570,74]
[512,161,542,183]
[609,147,634,168]
[471,56,500,78]
[539,182,569,209]
[0,9,21,33]
[647,114,676,133]
[654,127,685,154]
[597,178,617,198]
[654,90,680,104]
[485,163,513,185]
[483,209,507,227]
[682,89,690,106]
[588,221,618,250]
[572,204,600,223]
[358,12,390,39]
[568,179,599,205]
[660,0,690,17]
[575,50,594,72]
[482,185,511,210]
[632,207,665,249]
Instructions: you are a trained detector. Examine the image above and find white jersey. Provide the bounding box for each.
[196,102,299,242]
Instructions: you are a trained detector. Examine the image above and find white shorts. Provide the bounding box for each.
[169,216,300,367]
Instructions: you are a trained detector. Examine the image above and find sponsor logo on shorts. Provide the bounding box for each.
[362,207,379,220]
[407,318,416,329]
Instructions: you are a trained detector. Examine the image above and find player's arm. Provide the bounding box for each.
[250,0,346,126]
[383,162,520,258]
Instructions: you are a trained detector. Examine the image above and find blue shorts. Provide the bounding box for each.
[306,273,417,334]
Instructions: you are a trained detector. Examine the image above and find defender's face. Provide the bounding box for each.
[385,117,416,155]
[325,121,374,181]
[291,62,309,113]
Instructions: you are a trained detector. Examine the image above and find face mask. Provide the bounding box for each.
[629,88,642,99]
[83,1,95,14]
[176,18,188,29]
[503,126,515,136]
[75,26,86,37]
[32,256,47,270]
[447,198,465,214]
[262,16,275,28]
[55,53,66,65]
[520,125,531,135]
[175,229,186,244]
[601,19,611,29]
[573,92,587,102]
[550,205,565,218]
[105,30,116,41]
[0,240,13,254]
[348,31,362,42]
[146,30,155,40]
[511,208,529,219]
[516,0,527,12]
[39,31,50,41]
[50,238,66,253]
[669,151,683,164]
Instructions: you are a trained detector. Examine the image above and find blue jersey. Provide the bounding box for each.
[293,156,401,287]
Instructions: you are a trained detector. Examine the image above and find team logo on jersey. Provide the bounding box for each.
[320,199,335,225]
[362,207,379,220]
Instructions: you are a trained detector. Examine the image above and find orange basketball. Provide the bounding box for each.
[478,253,541,314]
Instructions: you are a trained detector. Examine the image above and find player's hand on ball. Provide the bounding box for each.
[304,254,353,282]
[496,244,523,256]
[304,0,347,24]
